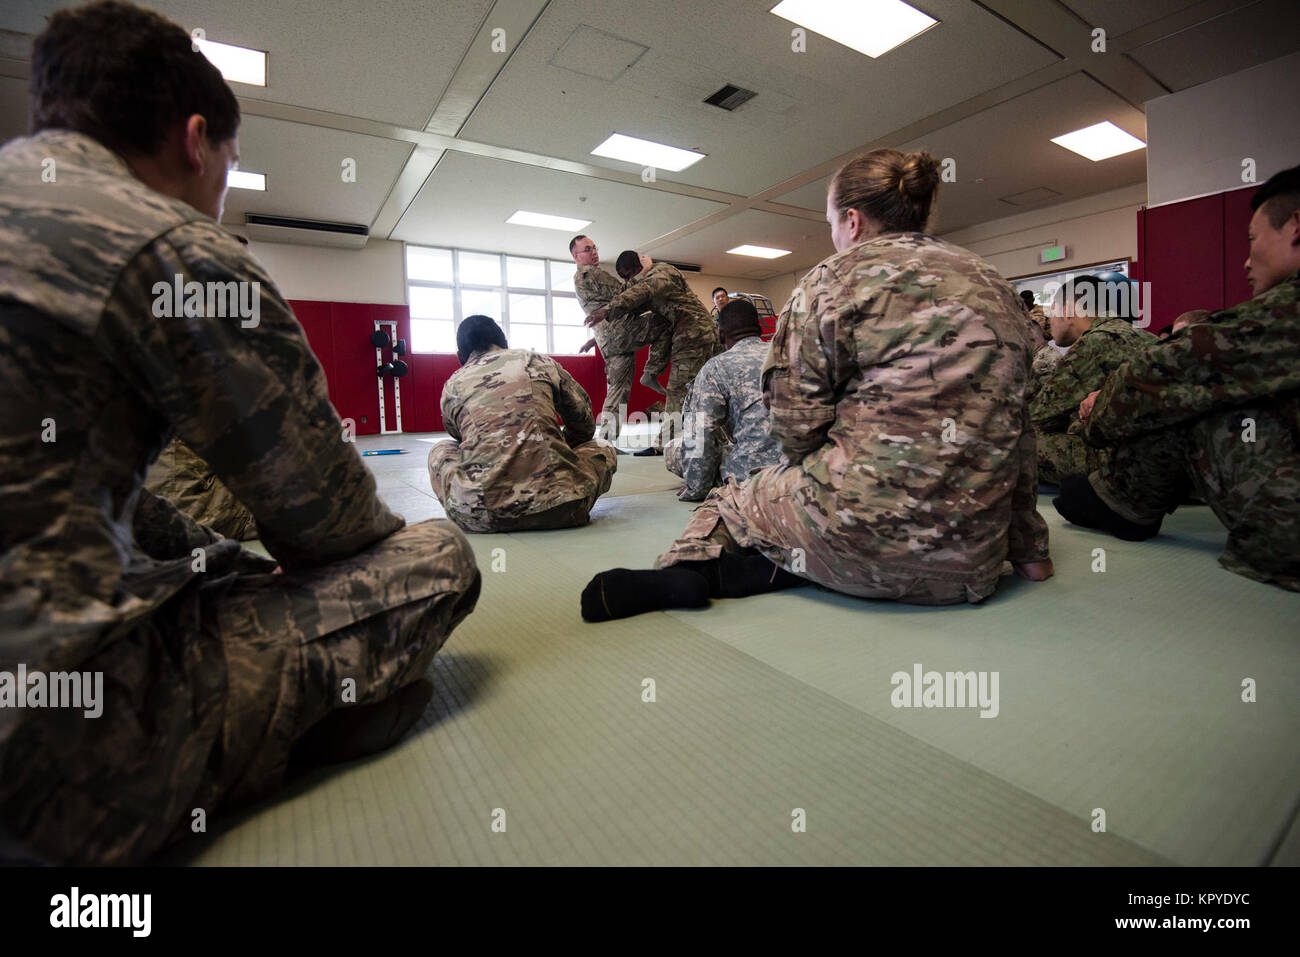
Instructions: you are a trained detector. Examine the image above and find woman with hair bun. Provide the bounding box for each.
[582,148,1053,621]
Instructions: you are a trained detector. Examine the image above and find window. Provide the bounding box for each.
[405,246,591,355]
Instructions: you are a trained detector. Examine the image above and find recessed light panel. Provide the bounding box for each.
[728,245,792,259]
[506,210,593,231]
[590,133,705,172]
[1051,121,1146,161]
[227,170,266,190]
[195,38,267,87]
[770,0,938,58]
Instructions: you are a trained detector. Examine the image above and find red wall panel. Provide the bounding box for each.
[1141,193,1224,331]
[329,303,381,435]
[1222,185,1258,309]
[289,299,336,406]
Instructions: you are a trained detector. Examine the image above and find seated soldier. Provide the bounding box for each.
[0,1,480,865]
[664,299,783,501]
[580,148,1051,621]
[428,315,617,532]
[145,437,257,540]
[1055,163,1300,591]
[1030,275,1157,484]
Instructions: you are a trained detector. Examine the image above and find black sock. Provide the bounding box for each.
[581,567,711,621]
[1053,474,1162,541]
[677,554,808,599]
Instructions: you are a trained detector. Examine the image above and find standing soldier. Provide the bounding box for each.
[580,149,1052,621]
[570,234,671,442]
[1057,164,1300,591]
[428,316,617,532]
[0,0,480,865]
[586,253,722,456]
[1030,275,1157,484]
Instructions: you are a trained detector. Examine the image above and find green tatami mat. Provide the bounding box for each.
[179,433,1296,865]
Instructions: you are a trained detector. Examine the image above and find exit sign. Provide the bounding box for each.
[1041,245,1067,263]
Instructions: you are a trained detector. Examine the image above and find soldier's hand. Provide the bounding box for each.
[585,308,608,327]
[1078,390,1101,420]
[580,338,597,354]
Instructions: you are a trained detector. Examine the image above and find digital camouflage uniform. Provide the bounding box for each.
[659,233,1050,604]
[428,347,617,532]
[1083,270,1300,591]
[0,130,480,865]
[145,437,258,540]
[1026,342,1066,405]
[1030,316,1156,484]
[573,263,671,440]
[603,261,722,445]
[664,335,783,501]
[1028,303,1049,337]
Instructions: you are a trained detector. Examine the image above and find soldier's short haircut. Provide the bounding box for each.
[30,0,240,157]
[615,250,642,277]
[712,286,728,298]
[831,148,940,234]
[719,299,761,341]
[456,314,508,364]
[1020,290,1035,308]
[1251,164,1300,229]
[569,234,591,255]
[1053,274,1136,319]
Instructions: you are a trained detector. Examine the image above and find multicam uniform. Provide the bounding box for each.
[428,348,617,532]
[664,335,783,501]
[0,130,480,865]
[1030,316,1156,484]
[659,232,1050,604]
[1083,271,1300,591]
[573,263,671,440]
[145,437,258,540]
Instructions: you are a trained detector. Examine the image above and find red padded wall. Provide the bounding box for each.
[1140,194,1224,332]
[1222,185,1258,309]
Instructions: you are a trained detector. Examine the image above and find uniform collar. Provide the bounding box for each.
[25,128,139,181]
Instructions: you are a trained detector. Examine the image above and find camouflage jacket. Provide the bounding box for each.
[439,348,603,516]
[1030,316,1156,434]
[145,437,258,540]
[1026,342,1066,405]
[603,262,719,351]
[678,336,783,500]
[1085,270,1300,445]
[762,232,1049,579]
[0,130,400,685]
[574,263,664,357]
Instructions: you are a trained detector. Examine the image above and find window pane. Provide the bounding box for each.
[460,289,501,322]
[552,324,591,356]
[458,251,501,287]
[552,295,586,325]
[510,323,548,354]
[409,285,452,319]
[406,246,452,283]
[550,261,575,293]
[507,256,547,289]
[411,319,454,353]
[508,293,546,326]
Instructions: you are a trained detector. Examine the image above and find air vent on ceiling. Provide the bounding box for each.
[998,186,1062,208]
[244,214,369,249]
[704,84,757,111]
[664,260,702,273]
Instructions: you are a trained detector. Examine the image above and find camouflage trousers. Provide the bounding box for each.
[428,440,616,533]
[0,519,480,864]
[657,469,997,605]
[145,437,258,541]
[1037,429,1108,486]
[659,339,721,448]
[596,313,672,441]
[1090,401,1300,591]
[663,436,684,479]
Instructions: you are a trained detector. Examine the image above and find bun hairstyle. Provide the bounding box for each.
[829,148,941,234]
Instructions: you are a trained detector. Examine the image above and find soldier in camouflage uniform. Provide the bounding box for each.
[570,235,672,441]
[0,2,479,865]
[429,315,617,532]
[663,299,783,501]
[1030,276,1157,484]
[1026,341,1066,406]
[588,254,722,449]
[1057,166,1300,591]
[581,150,1051,621]
[145,437,258,540]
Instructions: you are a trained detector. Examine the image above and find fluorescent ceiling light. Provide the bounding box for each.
[227,170,266,191]
[770,0,937,58]
[728,244,791,259]
[195,38,267,86]
[506,210,592,232]
[1050,121,1146,161]
[590,133,705,172]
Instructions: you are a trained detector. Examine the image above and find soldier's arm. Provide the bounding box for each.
[605,265,669,319]
[549,358,596,445]
[1007,399,1051,567]
[762,268,842,462]
[134,485,278,573]
[1086,293,1300,444]
[104,223,402,570]
[439,377,463,442]
[679,363,726,500]
[1029,341,1101,432]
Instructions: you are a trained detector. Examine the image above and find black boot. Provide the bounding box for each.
[291,678,435,766]
[1053,475,1161,542]
[581,567,711,621]
[678,553,808,599]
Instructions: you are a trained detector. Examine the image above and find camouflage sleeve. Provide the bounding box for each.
[1008,399,1051,564]
[547,356,596,445]
[1029,335,1106,431]
[679,361,726,500]
[440,374,463,442]
[1085,284,1300,445]
[762,266,844,462]
[102,223,403,569]
[605,265,669,319]
[133,483,222,557]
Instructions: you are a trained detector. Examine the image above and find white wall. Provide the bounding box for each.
[237,234,408,304]
[1146,51,1300,208]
